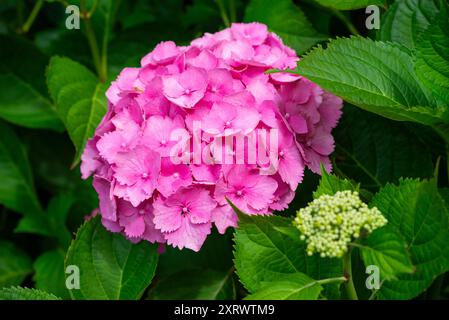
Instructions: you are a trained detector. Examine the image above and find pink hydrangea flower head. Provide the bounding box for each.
[81,22,342,251]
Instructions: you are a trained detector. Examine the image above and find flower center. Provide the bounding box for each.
[120,142,127,148]
[279,150,285,158]
[285,112,290,119]
[236,190,243,197]
[141,172,149,179]
[160,139,167,146]
[181,206,189,215]
[173,172,180,178]
[225,120,231,128]
[184,88,192,95]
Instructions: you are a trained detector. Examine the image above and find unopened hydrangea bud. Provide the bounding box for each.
[293,190,387,258]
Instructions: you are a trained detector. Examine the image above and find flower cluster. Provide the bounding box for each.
[81,22,343,251]
[293,191,387,258]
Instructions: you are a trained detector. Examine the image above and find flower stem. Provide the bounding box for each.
[80,0,104,82]
[343,248,358,300]
[331,9,360,36]
[443,144,449,187]
[229,0,236,23]
[216,0,230,27]
[21,0,44,33]
[316,276,348,286]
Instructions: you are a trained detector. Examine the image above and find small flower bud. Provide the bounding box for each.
[293,190,387,258]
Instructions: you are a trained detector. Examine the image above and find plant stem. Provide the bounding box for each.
[331,9,360,36]
[446,146,449,185]
[80,0,104,81]
[99,0,116,84]
[229,0,237,23]
[343,248,358,300]
[216,0,230,27]
[16,0,25,28]
[316,276,348,286]
[88,0,99,18]
[21,0,44,33]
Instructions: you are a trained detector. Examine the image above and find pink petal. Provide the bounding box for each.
[212,205,238,234]
[141,41,180,66]
[153,196,183,233]
[81,138,102,179]
[278,144,304,190]
[244,175,278,210]
[231,22,268,46]
[124,215,146,238]
[163,218,211,252]
[93,176,117,221]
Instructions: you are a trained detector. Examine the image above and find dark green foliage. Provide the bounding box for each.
[0,0,448,301]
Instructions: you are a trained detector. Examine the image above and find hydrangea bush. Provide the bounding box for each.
[81,22,342,251]
[0,0,448,302]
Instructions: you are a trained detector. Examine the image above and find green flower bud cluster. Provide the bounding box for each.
[293,190,387,258]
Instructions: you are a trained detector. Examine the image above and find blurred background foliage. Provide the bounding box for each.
[0,0,447,300]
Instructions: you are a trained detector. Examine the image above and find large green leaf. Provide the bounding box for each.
[65,216,158,300]
[0,121,42,215]
[33,250,70,300]
[313,0,385,10]
[233,213,342,295]
[0,241,33,288]
[244,0,327,54]
[157,230,234,276]
[148,268,236,300]
[415,2,449,105]
[245,273,323,300]
[313,165,357,198]
[295,37,448,128]
[0,287,61,300]
[358,226,414,281]
[378,0,439,48]
[0,35,62,131]
[370,179,449,299]
[47,56,107,166]
[335,106,434,189]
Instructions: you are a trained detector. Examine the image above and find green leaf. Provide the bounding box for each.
[15,194,74,247]
[244,0,327,54]
[245,272,322,300]
[148,268,236,300]
[358,226,414,281]
[295,37,447,127]
[378,0,439,48]
[0,241,33,288]
[370,179,449,299]
[0,287,61,300]
[233,213,342,296]
[46,56,107,167]
[158,230,234,276]
[415,2,449,105]
[0,121,42,215]
[335,106,434,190]
[440,188,449,210]
[313,165,357,198]
[65,216,158,300]
[33,250,70,300]
[152,230,235,300]
[0,35,62,131]
[313,0,385,10]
